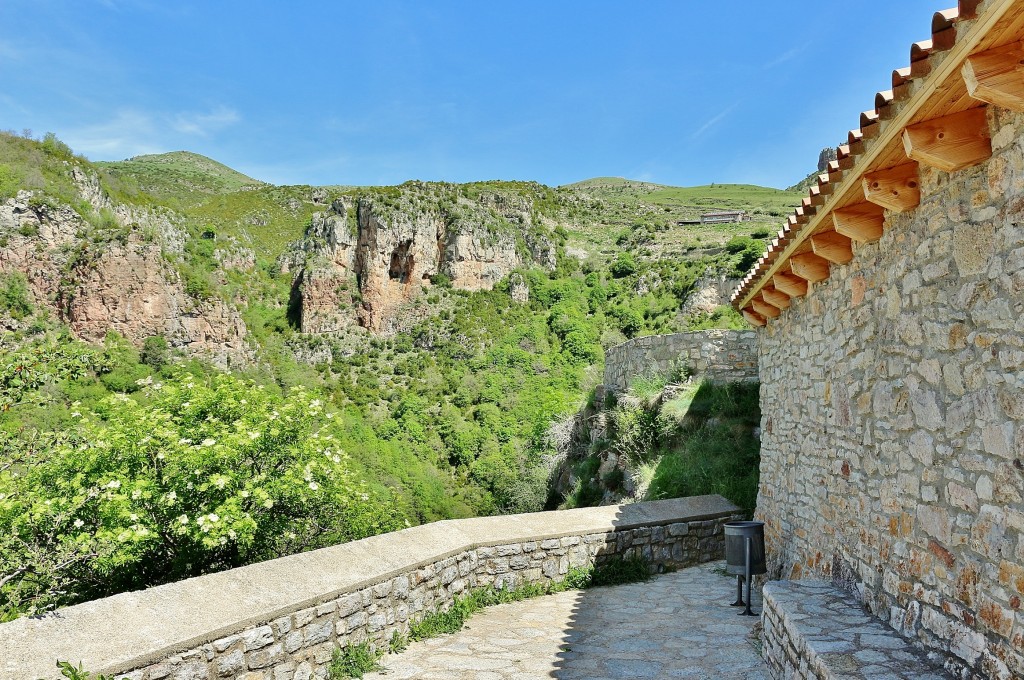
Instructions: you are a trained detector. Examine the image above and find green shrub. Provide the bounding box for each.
[0,372,404,619]
[0,272,33,319]
[609,252,637,278]
[329,642,382,679]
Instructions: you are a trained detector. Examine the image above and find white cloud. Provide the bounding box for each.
[171,106,240,136]
[61,105,241,160]
[762,46,804,71]
[691,104,739,140]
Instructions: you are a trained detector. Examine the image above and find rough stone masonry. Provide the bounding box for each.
[756,106,1024,679]
[603,328,758,393]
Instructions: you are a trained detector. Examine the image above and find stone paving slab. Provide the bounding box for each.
[762,581,952,679]
[366,561,767,679]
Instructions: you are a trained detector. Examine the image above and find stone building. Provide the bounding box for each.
[733,2,1024,677]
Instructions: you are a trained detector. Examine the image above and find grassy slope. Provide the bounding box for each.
[559,177,802,263]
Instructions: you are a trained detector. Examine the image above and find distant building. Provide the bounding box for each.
[700,210,751,224]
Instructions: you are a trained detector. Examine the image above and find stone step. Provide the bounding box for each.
[761,581,952,680]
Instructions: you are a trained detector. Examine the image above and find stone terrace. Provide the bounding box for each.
[365,561,767,680]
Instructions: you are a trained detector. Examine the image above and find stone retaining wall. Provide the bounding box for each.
[756,106,1024,679]
[0,495,740,680]
[602,329,758,393]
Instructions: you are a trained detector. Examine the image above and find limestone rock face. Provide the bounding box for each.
[0,190,249,368]
[64,235,249,368]
[678,271,742,318]
[294,187,555,335]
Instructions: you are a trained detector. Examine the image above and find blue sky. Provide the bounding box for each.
[1,1,942,188]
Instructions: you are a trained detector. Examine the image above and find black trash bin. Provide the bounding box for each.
[724,520,765,616]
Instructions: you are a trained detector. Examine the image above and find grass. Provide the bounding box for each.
[329,642,382,679]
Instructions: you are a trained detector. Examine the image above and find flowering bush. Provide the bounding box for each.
[0,372,404,620]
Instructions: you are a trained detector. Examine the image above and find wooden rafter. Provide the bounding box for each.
[902,106,992,171]
[962,40,1024,111]
[862,162,921,212]
[773,272,808,298]
[751,296,781,319]
[789,253,830,283]
[735,0,1020,313]
[761,286,791,310]
[810,231,855,264]
[832,202,886,242]
[742,309,766,327]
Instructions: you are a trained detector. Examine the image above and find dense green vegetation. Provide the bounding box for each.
[560,374,762,515]
[0,131,780,619]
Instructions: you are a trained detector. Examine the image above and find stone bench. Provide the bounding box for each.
[761,581,952,679]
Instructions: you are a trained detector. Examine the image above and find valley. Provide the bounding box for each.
[0,130,802,620]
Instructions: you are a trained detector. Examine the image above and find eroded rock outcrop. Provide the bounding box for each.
[0,187,249,368]
[294,186,556,335]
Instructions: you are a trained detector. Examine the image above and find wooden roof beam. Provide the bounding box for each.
[810,230,854,264]
[761,286,791,310]
[742,308,766,327]
[751,296,781,319]
[962,40,1024,112]
[833,202,886,242]
[789,253,831,283]
[862,162,921,212]
[773,272,808,298]
[902,106,991,172]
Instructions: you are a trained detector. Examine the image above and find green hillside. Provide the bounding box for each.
[0,132,772,621]
[96,151,264,197]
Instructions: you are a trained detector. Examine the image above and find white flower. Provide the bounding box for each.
[240,399,247,405]
[263,499,274,509]
[214,477,227,489]
[73,519,85,528]
[0,493,6,500]
[182,402,191,409]
[325,412,334,419]
[153,382,163,390]
[156,452,166,460]
[178,438,192,445]
[208,513,219,523]
[201,525,211,533]
[137,527,149,536]
[136,376,153,386]
[167,491,178,503]
[228,530,237,539]
[131,490,142,499]
[248,431,260,440]
[308,481,319,491]
[333,456,341,464]
[310,399,322,409]
[202,438,216,447]
[106,480,121,490]
[240,489,250,498]
[219,536,228,545]
[71,412,82,418]
[129,513,138,521]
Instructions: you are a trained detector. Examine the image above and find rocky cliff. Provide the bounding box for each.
[292,184,557,334]
[0,183,249,367]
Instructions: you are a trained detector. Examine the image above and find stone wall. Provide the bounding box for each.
[755,106,1024,679]
[0,495,740,680]
[603,329,758,393]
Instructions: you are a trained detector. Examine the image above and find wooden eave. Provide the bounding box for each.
[733,0,1024,319]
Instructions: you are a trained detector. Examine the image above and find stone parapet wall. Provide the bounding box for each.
[0,495,740,680]
[603,329,758,393]
[755,106,1024,679]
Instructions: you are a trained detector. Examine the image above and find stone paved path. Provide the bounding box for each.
[365,561,767,679]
